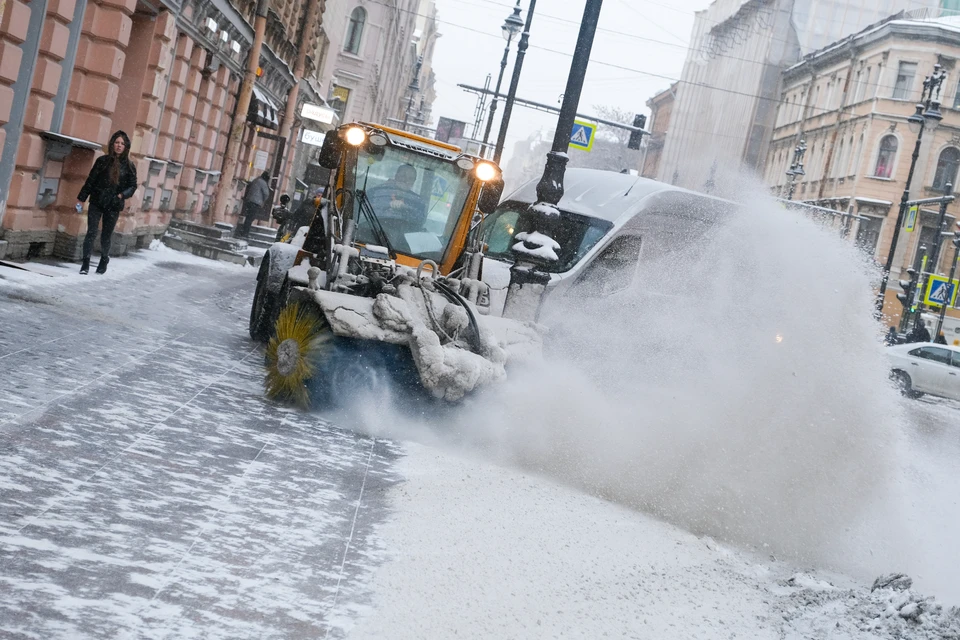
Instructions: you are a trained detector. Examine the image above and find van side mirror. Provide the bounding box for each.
[318,130,342,170]
[478,177,504,215]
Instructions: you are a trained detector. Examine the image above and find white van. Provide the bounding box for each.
[477,168,737,316]
[919,312,960,346]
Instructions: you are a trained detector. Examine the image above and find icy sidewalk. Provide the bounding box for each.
[349,444,960,640]
[0,254,398,639]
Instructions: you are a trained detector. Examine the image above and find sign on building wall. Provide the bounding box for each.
[300,103,337,124]
[253,150,269,171]
[436,117,467,143]
[301,129,326,147]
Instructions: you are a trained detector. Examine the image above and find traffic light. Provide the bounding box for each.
[897,267,918,312]
[628,114,646,150]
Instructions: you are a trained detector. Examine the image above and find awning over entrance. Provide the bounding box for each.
[248,85,280,130]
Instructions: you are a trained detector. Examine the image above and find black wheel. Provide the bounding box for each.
[891,370,924,399]
[249,256,276,342]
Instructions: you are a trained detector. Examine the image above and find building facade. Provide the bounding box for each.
[0,0,440,261]
[658,0,939,195]
[317,0,437,130]
[765,13,960,323]
[641,83,676,179]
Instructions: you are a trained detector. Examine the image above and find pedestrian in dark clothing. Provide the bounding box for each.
[884,326,899,346]
[935,332,948,344]
[239,171,271,238]
[282,188,323,241]
[908,323,932,343]
[76,130,137,274]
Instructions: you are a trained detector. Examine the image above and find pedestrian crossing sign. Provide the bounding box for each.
[570,120,596,152]
[905,205,918,232]
[923,275,959,307]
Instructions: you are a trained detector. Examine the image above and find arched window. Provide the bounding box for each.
[933,147,960,192]
[344,7,366,55]
[874,135,898,178]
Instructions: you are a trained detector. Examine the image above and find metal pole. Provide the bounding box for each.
[481,34,515,155]
[212,0,270,223]
[927,182,953,276]
[501,0,603,323]
[494,0,537,164]
[876,118,926,315]
[534,0,603,208]
[935,234,960,339]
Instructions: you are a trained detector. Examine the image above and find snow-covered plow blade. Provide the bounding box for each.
[265,281,542,408]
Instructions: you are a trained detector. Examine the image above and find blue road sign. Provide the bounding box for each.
[570,120,596,152]
[924,275,959,307]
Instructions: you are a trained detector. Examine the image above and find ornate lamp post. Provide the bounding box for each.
[480,1,524,156]
[501,0,603,321]
[401,56,424,131]
[494,0,538,164]
[785,138,806,200]
[876,63,946,316]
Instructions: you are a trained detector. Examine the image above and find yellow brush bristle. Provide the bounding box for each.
[264,302,333,407]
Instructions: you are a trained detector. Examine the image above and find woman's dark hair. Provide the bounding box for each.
[106,131,131,185]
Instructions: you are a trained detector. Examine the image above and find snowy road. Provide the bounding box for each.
[0,253,398,639]
[1,249,960,639]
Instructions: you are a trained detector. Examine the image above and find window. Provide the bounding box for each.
[892,61,917,100]
[330,84,350,122]
[849,135,864,176]
[874,135,898,178]
[855,215,882,256]
[344,7,366,55]
[910,346,952,365]
[933,147,960,192]
[833,139,846,178]
[482,202,612,274]
[951,351,960,368]
[571,235,644,297]
[954,80,960,109]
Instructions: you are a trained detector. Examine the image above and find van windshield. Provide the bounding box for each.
[480,201,613,273]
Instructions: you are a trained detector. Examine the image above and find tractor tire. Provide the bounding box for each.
[249,256,276,342]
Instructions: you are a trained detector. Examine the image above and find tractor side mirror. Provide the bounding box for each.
[318,130,343,169]
[478,177,504,215]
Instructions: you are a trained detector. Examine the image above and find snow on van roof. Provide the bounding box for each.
[505,168,731,223]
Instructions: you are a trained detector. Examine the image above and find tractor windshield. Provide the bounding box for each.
[350,144,473,262]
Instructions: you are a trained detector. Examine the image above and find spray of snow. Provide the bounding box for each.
[335,185,960,604]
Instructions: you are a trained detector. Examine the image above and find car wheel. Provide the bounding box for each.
[249,256,276,342]
[891,370,924,399]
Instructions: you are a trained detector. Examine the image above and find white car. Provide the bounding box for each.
[887,342,960,400]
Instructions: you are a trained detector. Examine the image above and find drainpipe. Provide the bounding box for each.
[212,0,270,223]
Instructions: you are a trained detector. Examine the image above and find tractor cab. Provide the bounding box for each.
[309,123,504,279]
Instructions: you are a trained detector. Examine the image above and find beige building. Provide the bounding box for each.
[641,83,676,179]
[765,12,960,324]
[659,0,938,194]
[317,0,438,129]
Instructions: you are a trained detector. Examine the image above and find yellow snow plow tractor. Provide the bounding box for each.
[249,123,542,407]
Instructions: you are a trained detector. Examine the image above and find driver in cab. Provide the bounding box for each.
[367,164,428,229]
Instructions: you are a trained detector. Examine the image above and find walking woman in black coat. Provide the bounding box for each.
[76,130,137,274]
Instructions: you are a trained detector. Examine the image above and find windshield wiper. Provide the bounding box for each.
[355,189,394,255]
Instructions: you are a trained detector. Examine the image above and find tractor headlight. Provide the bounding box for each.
[475,162,497,182]
[344,126,366,146]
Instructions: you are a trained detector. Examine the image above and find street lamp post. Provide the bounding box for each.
[785,138,806,200]
[934,221,960,339]
[876,63,946,316]
[481,0,524,156]
[401,56,424,131]
[494,0,538,164]
[501,0,603,322]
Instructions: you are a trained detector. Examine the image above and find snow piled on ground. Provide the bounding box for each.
[350,443,960,639]
[0,242,249,290]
